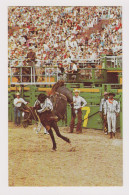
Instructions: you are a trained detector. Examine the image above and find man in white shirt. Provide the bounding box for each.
[34,93,58,133]
[33,98,49,135]
[69,89,87,133]
[69,62,78,73]
[104,92,120,139]
[14,92,28,126]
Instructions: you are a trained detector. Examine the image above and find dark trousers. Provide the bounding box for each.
[102,113,108,133]
[14,107,21,125]
[70,108,82,132]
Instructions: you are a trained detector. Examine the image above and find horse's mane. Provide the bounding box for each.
[51,80,65,94]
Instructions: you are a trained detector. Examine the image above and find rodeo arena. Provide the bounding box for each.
[8,6,122,186]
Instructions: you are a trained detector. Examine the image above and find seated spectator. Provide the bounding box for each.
[27,47,36,66]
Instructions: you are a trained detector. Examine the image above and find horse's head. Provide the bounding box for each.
[20,104,36,128]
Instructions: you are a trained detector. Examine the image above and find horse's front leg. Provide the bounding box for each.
[52,122,71,143]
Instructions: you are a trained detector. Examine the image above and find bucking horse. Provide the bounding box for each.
[21,80,75,151]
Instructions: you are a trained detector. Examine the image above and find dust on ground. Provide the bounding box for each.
[8,122,123,186]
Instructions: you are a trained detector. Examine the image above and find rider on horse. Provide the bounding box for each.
[36,94,53,113]
[34,93,58,131]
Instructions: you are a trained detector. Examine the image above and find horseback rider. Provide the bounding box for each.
[33,94,52,134]
[33,96,49,134]
[36,94,53,113]
[34,93,58,132]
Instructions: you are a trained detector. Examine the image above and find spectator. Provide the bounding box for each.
[8,6,122,70]
[27,47,36,66]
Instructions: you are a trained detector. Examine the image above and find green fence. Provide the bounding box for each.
[8,84,122,136]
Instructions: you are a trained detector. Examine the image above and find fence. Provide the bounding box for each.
[8,84,122,135]
[9,66,59,85]
[100,55,122,69]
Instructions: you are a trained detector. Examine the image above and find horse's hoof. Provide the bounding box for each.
[51,147,57,151]
[68,139,71,143]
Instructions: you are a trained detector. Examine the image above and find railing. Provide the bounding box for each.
[100,55,122,69]
[8,55,122,85]
[9,66,59,85]
[8,58,100,69]
[66,69,107,83]
[8,55,122,70]
[9,66,107,85]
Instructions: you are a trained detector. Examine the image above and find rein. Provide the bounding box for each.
[22,106,37,122]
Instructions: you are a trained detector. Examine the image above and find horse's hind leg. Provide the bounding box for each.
[52,122,71,143]
[48,128,57,150]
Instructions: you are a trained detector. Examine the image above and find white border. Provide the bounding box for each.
[0,0,129,194]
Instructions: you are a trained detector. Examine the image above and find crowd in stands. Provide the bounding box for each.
[8,6,122,71]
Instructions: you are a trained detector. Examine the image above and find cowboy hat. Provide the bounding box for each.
[74,89,80,93]
[16,92,20,96]
[103,92,108,96]
[108,92,115,96]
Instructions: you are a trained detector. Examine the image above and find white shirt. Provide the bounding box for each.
[73,96,87,110]
[104,99,120,115]
[72,64,77,71]
[37,98,53,113]
[14,98,27,108]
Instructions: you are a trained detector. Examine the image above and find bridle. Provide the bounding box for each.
[22,106,37,122]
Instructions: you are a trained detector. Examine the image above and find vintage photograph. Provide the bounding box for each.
[8,6,122,186]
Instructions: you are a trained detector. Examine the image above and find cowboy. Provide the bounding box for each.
[37,94,53,113]
[33,96,49,135]
[104,92,120,139]
[99,92,109,134]
[69,89,87,133]
[13,92,29,126]
[34,93,58,132]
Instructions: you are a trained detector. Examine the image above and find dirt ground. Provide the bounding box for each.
[8,122,123,186]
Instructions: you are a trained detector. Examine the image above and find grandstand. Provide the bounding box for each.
[8,6,122,66]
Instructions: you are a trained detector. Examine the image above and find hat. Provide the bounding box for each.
[74,89,80,93]
[38,93,47,103]
[16,92,20,96]
[109,92,115,96]
[103,92,108,96]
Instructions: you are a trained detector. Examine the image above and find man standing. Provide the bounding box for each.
[69,89,87,133]
[13,92,28,126]
[27,46,36,82]
[104,92,120,139]
[27,47,36,66]
[99,92,109,134]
